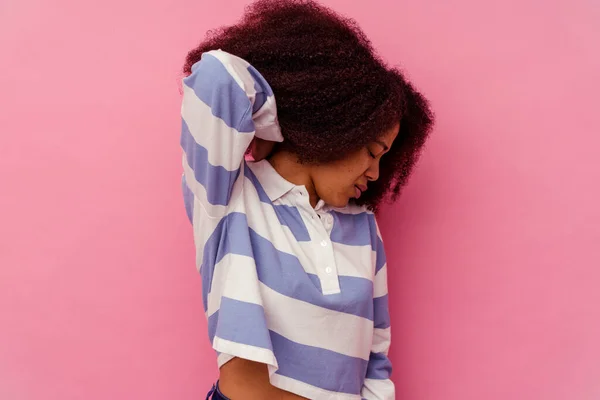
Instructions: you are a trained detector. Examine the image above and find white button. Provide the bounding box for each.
[325,267,332,274]
[320,240,327,247]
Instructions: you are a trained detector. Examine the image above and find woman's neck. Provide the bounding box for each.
[267,151,319,207]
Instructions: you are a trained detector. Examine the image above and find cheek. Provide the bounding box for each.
[346,157,371,179]
[334,163,368,190]
[315,156,370,193]
[316,169,351,195]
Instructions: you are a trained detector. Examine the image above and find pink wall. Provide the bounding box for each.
[1,0,599,399]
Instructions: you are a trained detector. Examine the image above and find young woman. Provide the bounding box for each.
[179,1,433,399]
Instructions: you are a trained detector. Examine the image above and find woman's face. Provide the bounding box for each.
[310,123,400,208]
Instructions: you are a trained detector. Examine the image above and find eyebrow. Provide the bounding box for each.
[374,140,389,151]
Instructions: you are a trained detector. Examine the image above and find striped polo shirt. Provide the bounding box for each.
[180,49,394,400]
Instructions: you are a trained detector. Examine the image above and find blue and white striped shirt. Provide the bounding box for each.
[181,50,394,400]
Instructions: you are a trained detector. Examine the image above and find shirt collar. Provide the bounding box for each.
[249,159,297,201]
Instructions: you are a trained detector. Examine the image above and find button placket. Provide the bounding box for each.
[303,205,340,294]
[315,210,333,232]
[318,229,339,293]
[325,214,333,225]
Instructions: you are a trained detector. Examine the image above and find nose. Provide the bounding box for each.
[365,161,380,182]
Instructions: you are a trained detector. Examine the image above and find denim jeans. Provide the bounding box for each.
[206,382,230,400]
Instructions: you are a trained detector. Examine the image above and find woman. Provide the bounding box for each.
[180,1,433,399]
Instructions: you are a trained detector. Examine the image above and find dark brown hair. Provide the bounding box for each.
[184,0,434,211]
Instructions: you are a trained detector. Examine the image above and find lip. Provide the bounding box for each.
[354,184,367,199]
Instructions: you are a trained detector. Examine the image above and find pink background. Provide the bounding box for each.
[1,0,599,399]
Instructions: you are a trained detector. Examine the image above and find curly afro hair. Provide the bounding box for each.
[183,0,434,211]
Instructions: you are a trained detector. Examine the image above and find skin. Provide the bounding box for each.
[219,358,306,399]
[219,123,400,399]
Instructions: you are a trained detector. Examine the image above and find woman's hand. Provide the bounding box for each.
[250,137,276,161]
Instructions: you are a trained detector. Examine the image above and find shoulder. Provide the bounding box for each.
[330,203,382,245]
